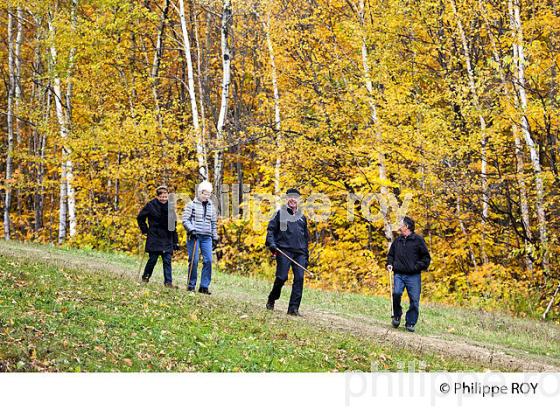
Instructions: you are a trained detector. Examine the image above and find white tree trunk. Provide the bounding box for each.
[66,0,78,238]
[509,0,550,275]
[50,57,69,243]
[449,0,489,263]
[514,130,534,271]
[263,10,282,203]
[4,8,15,240]
[14,7,23,145]
[49,4,77,243]
[214,0,232,203]
[192,1,210,178]
[65,156,76,238]
[478,0,533,272]
[58,161,68,244]
[178,0,207,180]
[357,0,393,245]
[510,27,534,272]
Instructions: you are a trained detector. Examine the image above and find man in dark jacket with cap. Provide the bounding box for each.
[387,216,431,332]
[265,188,310,316]
[137,186,179,287]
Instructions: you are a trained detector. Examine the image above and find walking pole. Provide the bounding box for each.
[388,265,394,318]
[187,237,199,288]
[276,248,315,279]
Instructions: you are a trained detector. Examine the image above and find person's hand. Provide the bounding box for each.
[188,231,198,240]
[212,238,219,250]
[173,243,180,251]
[269,246,278,257]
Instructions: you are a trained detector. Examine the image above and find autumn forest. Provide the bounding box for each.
[1,0,560,319]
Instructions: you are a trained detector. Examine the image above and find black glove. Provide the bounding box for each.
[173,243,180,251]
[212,238,219,250]
[188,231,198,240]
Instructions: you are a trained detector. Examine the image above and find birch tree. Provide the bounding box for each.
[477,0,533,272]
[177,0,207,180]
[4,7,15,240]
[49,1,78,243]
[192,0,210,178]
[264,9,282,201]
[14,7,23,145]
[354,0,393,246]
[254,2,282,203]
[214,0,232,207]
[508,0,550,275]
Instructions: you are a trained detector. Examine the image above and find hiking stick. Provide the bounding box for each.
[543,281,560,319]
[276,248,315,279]
[187,237,199,287]
[388,265,394,317]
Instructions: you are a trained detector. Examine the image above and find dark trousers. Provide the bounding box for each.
[143,251,173,284]
[392,273,421,326]
[268,250,306,311]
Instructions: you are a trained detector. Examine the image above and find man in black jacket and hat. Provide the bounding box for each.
[137,185,179,287]
[387,216,431,332]
[265,188,310,316]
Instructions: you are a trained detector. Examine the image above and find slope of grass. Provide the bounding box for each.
[0,253,477,372]
[1,240,559,370]
[223,274,560,359]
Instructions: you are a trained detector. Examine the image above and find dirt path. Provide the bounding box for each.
[2,241,559,372]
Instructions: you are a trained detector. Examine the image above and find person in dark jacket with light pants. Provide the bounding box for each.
[265,188,310,316]
[387,216,431,332]
[137,186,179,287]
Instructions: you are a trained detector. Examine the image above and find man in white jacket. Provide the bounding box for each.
[182,181,219,294]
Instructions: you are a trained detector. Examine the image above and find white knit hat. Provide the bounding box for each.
[197,181,213,194]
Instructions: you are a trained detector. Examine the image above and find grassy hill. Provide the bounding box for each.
[0,240,559,372]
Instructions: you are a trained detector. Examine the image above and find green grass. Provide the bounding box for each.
[1,240,559,371]
[224,275,560,360]
[0,252,477,372]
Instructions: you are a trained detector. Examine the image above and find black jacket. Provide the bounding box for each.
[387,233,431,275]
[137,199,178,253]
[265,206,309,254]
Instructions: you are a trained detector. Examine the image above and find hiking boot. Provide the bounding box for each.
[266,301,275,311]
[198,287,212,295]
[391,316,401,328]
[164,282,177,289]
[187,286,195,292]
[287,309,302,317]
[141,277,149,283]
[405,324,415,333]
